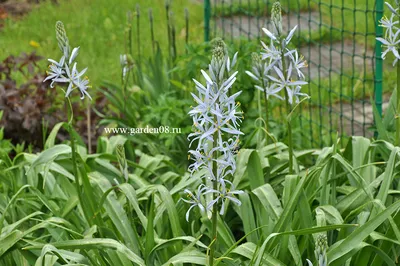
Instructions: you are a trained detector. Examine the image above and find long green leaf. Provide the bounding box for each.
[24,239,145,266]
[327,199,400,263]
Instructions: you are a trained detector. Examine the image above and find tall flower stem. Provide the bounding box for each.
[262,77,269,144]
[280,41,294,174]
[86,99,92,154]
[397,58,400,146]
[257,89,262,121]
[185,40,243,265]
[66,98,82,202]
[256,89,263,148]
[286,114,294,174]
[209,130,219,266]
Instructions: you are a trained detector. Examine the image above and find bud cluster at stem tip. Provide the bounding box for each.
[56,21,70,59]
[271,1,283,37]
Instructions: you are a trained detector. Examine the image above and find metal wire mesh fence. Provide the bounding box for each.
[204,0,385,148]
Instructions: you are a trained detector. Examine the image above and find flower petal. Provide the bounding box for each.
[246,70,259,81]
[69,46,80,64]
[201,69,213,84]
[262,28,277,40]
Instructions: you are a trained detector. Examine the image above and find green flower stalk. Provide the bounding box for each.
[44,21,94,225]
[253,1,308,173]
[247,52,283,143]
[252,53,264,122]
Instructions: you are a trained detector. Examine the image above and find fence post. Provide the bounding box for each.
[204,0,211,42]
[374,0,384,119]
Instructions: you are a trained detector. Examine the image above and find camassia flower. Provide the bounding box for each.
[247,1,309,105]
[52,63,91,100]
[44,55,65,88]
[183,40,244,221]
[206,183,244,215]
[44,21,91,100]
[181,186,207,221]
[377,2,400,66]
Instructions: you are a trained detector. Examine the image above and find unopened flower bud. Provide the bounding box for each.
[213,46,225,63]
[55,21,70,58]
[251,52,262,66]
[213,37,227,50]
[271,1,283,36]
[116,144,129,182]
[314,234,328,266]
[210,38,228,83]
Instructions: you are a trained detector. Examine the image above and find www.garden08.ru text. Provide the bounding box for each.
[104,126,182,135]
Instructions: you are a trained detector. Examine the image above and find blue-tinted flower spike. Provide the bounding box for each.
[183,40,244,220]
[271,1,283,37]
[377,2,400,66]
[44,21,91,100]
[256,1,309,105]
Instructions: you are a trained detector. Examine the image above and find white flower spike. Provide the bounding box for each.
[44,21,91,100]
[182,39,244,220]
